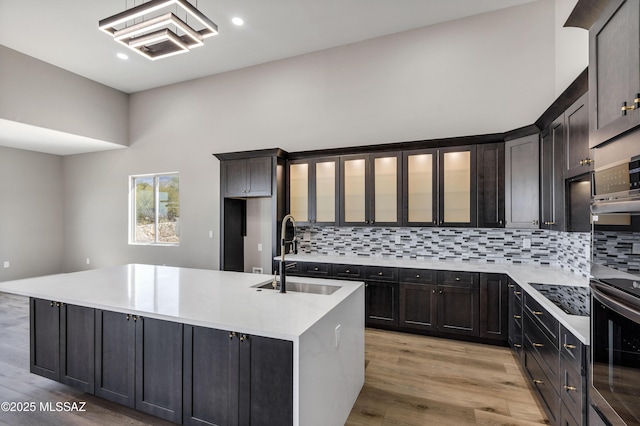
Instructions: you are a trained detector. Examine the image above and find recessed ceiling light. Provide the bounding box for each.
[232,17,244,26]
[117,52,129,60]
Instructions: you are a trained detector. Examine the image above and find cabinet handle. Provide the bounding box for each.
[533,343,544,347]
[229,332,236,340]
[439,290,443,294]
[455,277,460,281]
[634,94,640,107]
[433,220,437,225]
[345,269,351,273]
[563,343,576,350]
[514,291,522,296]
[378,272,383,276]
[365,283,368,287]
[544,221,556,225]
[513,343,522,348]
[514,315,522,319]
[432,289,436,294]
[314,267,319,271]
[132,315,138,321]
[239,334,248,342]
[499,219,503,225]
[415,274,420,278]
[532,219,539,225]
[126,314,130,321]
[532,310,544,316]
[563,385,577,392]
[508,284,515,288]
[50,301,55,307]
[622,101,636,115]
[533,379,544,385]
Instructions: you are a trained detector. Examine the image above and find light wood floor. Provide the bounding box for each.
[0,293,547,425]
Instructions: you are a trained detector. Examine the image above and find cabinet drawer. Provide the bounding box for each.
[524,293,559,347]
[439,271,478,288]
[300,262,331,277]
[523,351,560,425]
[524,313,560,390]
[332,264,364,280]
[561,358,585,424]
[365,266,398,282]
[560,325,584,374]
[509,281,523,304]
[398,268,436,284]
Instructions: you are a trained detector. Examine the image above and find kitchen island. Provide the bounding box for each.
[0,264,365,426]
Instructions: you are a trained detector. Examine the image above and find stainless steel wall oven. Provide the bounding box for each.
[590,155,640,425]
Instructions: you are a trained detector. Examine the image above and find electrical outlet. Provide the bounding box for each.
[522,238,531,249]
[3,261,9,269]
[86,258,90,265]
[633,243,640,255]
[304,231,311,241]
[395,235,402,244]
[209,230,214,238]
[258,243,263,252]
[334,324,341,348]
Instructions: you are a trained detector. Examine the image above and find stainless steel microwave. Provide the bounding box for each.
[592,155,640,216]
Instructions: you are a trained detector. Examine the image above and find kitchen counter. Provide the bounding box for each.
[0,264,365,426]
[281,254,591,344]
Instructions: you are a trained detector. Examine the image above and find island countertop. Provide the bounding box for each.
[0,263,363,341]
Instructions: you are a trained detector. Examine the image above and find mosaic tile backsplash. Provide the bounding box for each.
[528,283,590,316]
[592,231,640,273]
[297,226,591,276]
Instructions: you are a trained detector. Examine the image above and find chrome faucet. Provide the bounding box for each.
[279,214,298,293]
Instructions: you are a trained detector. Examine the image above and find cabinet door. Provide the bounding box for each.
[403,149,437,226]
[60,304,94,393]
[95,310,136,408]
[565,93,591,179]
[223,159,248,197]
[239,335,293,426]
[399,283,437,331]
[289,157,338,225]
[541,118,565,231]
[371,153,401,226]
[136,317,183,423]
[246,157,272,197]
[589,0,640,148]
[30,298,60,381]
[505,135,540,228]
[365,281,398,327]
[479,273,508,342]
[183,326,236,426]
[438,146,477,227]
[437,285,479,336]
[340,155,369,225]
[477,143,505,228]
[288,161,310,222]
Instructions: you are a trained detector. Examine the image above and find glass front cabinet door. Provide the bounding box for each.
[288,157,339,225]
[339,153,402,226]
[403,146,476,227]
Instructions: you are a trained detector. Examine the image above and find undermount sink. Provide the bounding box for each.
[254,280,341,295]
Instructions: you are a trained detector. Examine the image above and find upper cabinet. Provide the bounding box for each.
[505,135,540,229]
[340,152,402,226]
[222,157,272,197]
[564,93,592,179]
[477,143,505,228]
[540,116,565,231]
[589,0,640,148]
[288,157,339,225]
[403,146,477,228]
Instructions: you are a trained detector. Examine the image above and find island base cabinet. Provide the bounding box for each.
[95,310,136,408]
[184,326,293,426]
[30,298,95,394]
[135,317,183,424]
[30,298,60,381]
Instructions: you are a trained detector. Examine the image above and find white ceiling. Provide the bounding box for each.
[0,0,537,155]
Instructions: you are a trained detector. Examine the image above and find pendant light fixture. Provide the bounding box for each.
[99,0,218,60]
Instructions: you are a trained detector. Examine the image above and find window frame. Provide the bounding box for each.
[129,172,180,246]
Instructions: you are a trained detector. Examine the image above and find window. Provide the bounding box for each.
[130,173,179,245]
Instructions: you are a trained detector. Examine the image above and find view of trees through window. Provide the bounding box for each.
[133,173,179,244]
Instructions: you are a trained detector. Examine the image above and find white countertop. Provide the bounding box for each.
[282,254,591,344]
[0,264,363,341]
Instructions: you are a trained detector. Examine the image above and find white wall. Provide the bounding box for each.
[58,0,585,272]
[0,45,129,146]
[0,147,64,281]
[555,0,589,96]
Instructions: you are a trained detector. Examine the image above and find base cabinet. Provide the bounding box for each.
[184,326,293,426]
[30,298,94,393]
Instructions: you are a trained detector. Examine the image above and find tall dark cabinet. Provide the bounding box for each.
[215,149,287,274]
[477,143,505,227]
[540,116,565,231]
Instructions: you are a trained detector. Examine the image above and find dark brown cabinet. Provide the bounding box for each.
[589,0,640,148]
[95,310,183,423]
[505,135,540,229]
[476,143,505,228]
[288,157,339,225]
[222,157,272,197]
[365,266,399,327]
[564,93,591,179]
[479,273,508,342]
[399,269,437,331]
[540,116,565,230]
[184,326,293,426]
[30,299,95,394]
[508,280,524,360]
[340,152,402,227]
